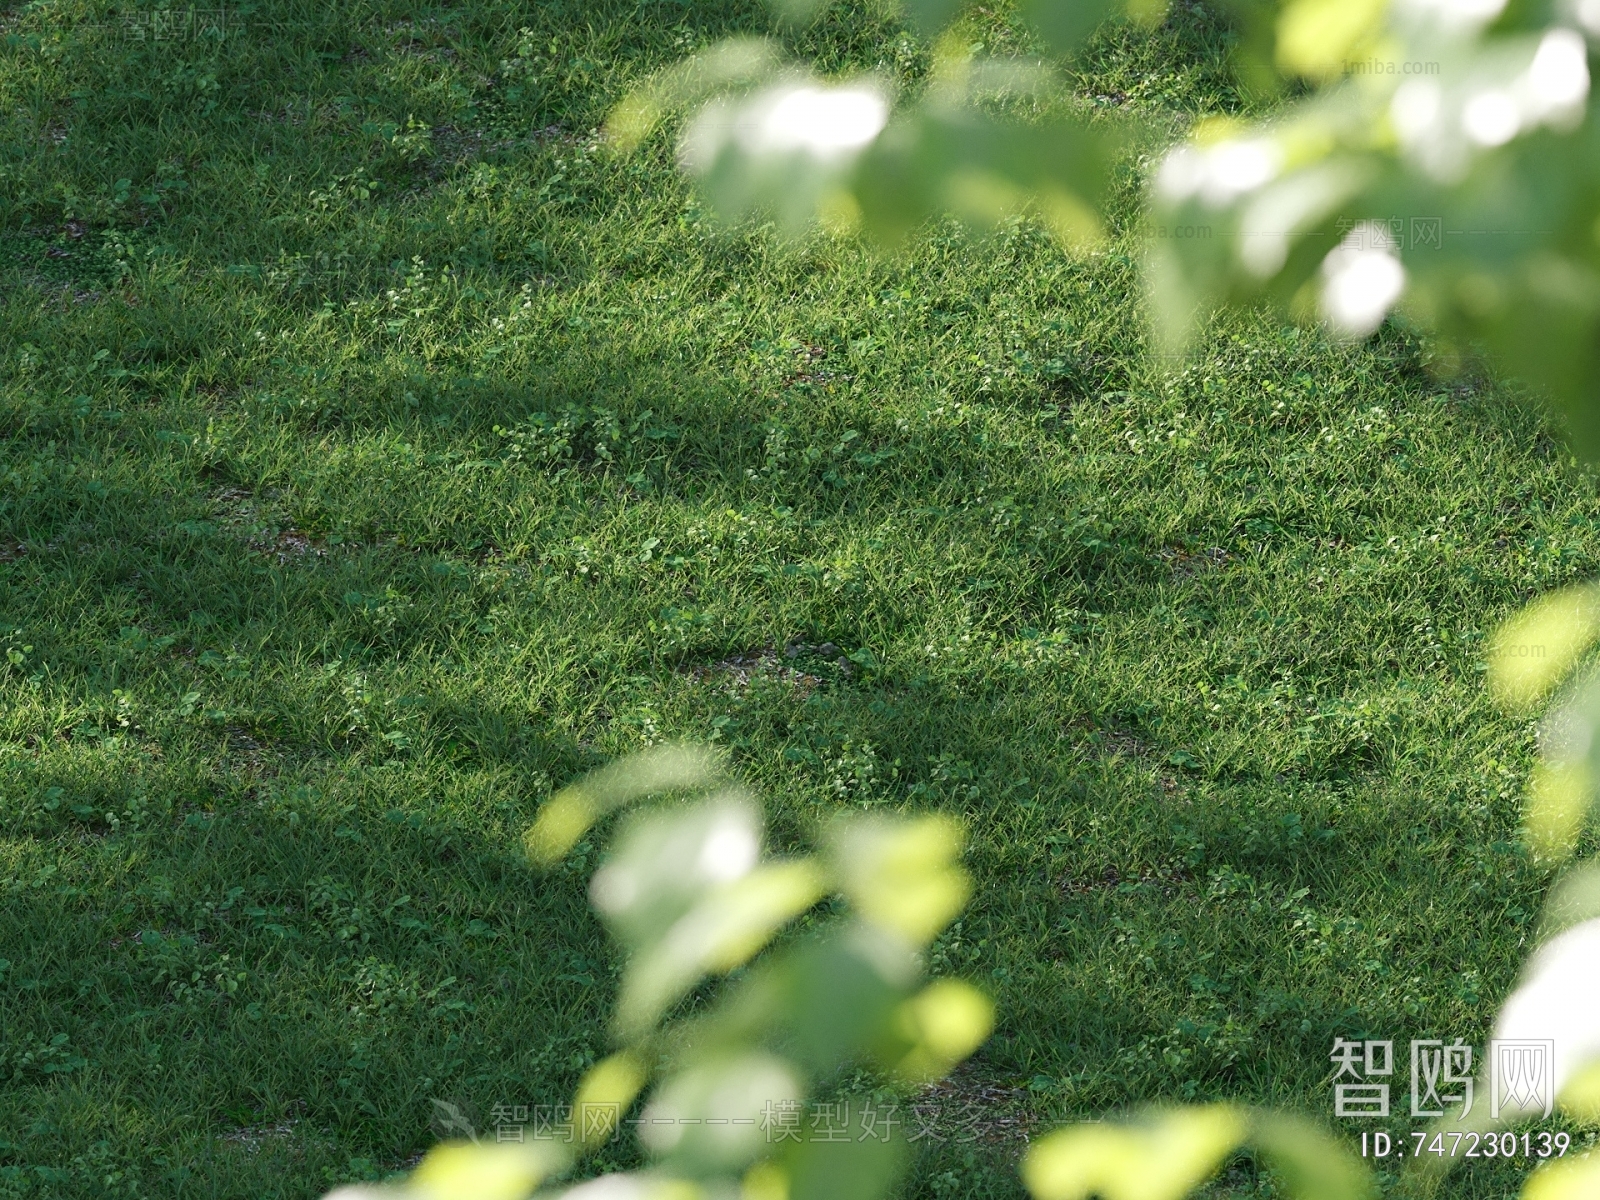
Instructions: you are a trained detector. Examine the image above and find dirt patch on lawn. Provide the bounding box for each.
[682,643,853,697]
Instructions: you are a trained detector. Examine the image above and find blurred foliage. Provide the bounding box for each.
[324,749,1431,1200]
[617,0,1600,459]
[1020,1105,1376,1200]
[329,746,996,1200]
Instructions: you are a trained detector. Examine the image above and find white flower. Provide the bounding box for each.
[1396,0,1509,31]
[681,81,889,171]
[1493,917,1600,1113]
[1391,80,1443,141]
[1575,0,1600,36]
[1462,88,1522,145]
[755,85,888,156]
[1320,223,1406,337]
[1525,28,1590,119]
[698,815,759,882]
[1156,138,1281,208]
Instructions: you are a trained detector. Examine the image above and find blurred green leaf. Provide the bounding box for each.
[684,76,892,233]
[782,1116,910,1200]
[574,1052,649,1149]
[1022,1106,1247,1200]
[893,978,994,1081]
[1561,1060,1600,1123]
[607,38,784,152]
[709,925,917,1077]
[827,814,970,945]
[406,1140,570,1200]
[638,1052,804,1172]
[1524,760,1592,862]
[1249,1112,1374,1200]
[616,859,827,1037]
[1489,582,1600,713]
[590,792,763,950]
[1523,1156,1600,1200]
[526,744,721,865]
[1520,671,1600,860]
[1542,860,1600,940]
[1017,0,1122,55]
[1274,0,1384,80]
[1023,1126,1145,1200]
[542,1175,705,1200]
[854,107,1115,249]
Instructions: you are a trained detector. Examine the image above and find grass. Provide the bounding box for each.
[0,1,1595,1196]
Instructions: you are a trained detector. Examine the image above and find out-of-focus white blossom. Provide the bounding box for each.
[1396,0,1509,32]
[1526,28,1591,117]
[1493,917,1600,1113]
[1156,139,1282,208]
[639,1054,803,1166]
[759,85,888,155]
[682,81,888,171]
[1462,88,1522,144]
[1574,0,1600,37]
[1387,30,1589,177]
[697,815,760,882]
[1320,223,1407,336]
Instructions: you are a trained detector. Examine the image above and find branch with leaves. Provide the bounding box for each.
[323,745,990,1200]
[316,736,1600,1198]
[316,744,1393,1200]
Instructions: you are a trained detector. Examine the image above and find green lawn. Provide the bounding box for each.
[0,2,1594,1197]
